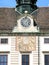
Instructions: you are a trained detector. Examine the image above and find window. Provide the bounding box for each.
[45,55,49,65]
[22,55,29,65]
[20,0,30,4]
[0,55,8,65]
[1,38,8,44]
[24,0,30,2]
[44,38,49,43]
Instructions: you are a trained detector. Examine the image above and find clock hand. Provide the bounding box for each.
[25,19,28,23]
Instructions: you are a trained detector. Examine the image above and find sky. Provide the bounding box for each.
[0,0,49,7]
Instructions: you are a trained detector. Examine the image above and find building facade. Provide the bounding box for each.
[0,0,49,65]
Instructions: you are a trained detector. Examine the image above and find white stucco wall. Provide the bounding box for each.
[40,36,49,65]
[0,36,11,65]
[0,36,39,65]
[0,36,11,51]
[0,36,16,65]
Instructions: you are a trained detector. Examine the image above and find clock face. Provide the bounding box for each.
[21,17,31,27]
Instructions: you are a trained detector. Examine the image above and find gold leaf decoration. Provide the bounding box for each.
[16,36,36,51]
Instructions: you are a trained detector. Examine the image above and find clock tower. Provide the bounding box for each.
[12,0,39,52]
[13,1,39,65]
[13,0,39,33]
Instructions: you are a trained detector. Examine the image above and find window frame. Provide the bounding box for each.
[44,54,49,65]
[0,38,8,44]
[21,53,30,65]
[0,55,8,65]
[42,52,49,65]
[23,0,30,3]
[21,0,30,4]
[44,38,49,43]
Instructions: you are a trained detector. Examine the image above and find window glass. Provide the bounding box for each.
[26,55,29,62]
[0,55,7,65]
[22,55,29,65]
[3,56,7,62]
[1,38,8,44]
[45,55,49,65]
[24,0,30,2]
[44,38,49,43]
[20,0,30,3]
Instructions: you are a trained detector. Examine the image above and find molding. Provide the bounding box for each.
[0,51,10,53]
[30,9,38,15]
[0,32,49,36]
[43,51,49,53]
[20,51,32,53]
[15,8,22,15]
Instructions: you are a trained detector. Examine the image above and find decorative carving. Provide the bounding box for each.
[16,36,36,52]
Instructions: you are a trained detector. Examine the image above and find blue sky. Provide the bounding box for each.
[0,0,49,7]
